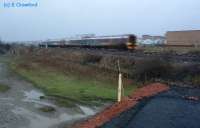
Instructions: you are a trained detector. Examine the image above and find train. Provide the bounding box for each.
[39,34,137,50]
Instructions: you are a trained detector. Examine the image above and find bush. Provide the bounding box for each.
[174,64,200,80]
[82,54,102,64]
[0,84,10,92]
[172,64,200,85]
[192,75,200,85]
[187,50,200,56]
[132,58,172,82]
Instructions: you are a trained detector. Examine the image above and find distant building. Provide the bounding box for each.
[138,35,165,45]
[142,35,165,40]
[166,30,200,47]
[76,34,96,39]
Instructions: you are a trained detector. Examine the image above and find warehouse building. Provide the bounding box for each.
[166,30,200,47]
[138,35,165,45]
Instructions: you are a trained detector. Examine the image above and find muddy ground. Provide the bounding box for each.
[0,57,104,128]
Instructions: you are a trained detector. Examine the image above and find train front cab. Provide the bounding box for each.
[126,35,137,50]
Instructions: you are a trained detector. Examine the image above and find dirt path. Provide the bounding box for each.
[0,58,102,128]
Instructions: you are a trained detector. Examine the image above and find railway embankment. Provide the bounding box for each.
[7,47,200,127]
[15,48,200,85]
[9,48,200,107]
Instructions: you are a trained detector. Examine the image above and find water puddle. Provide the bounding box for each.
[23,90,56,107]
[24,90,44,100]
[12,107,85,128]
[79,105,96,115]
[18,89,99,128]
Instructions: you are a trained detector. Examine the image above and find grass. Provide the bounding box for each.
[10,60,137,106]
[0,83,10,92]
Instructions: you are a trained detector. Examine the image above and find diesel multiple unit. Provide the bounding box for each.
[39,34,137,50]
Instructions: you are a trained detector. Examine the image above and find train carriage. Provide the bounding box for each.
[39,34,137,50]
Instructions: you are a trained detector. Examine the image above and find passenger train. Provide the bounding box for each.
[39,34,137,50]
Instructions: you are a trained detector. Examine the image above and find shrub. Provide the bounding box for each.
[132,58,172,82]
[174,64,200,80]
[82,54,102,64]
[187,50,200,56]
[0,84,10,92]
[192,75,200,85]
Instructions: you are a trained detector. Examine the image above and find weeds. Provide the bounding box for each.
[133,59,172,82]
[0,84,10,92]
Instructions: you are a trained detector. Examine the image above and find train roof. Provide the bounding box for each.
[68,34,135,41]
[39,34,136,44]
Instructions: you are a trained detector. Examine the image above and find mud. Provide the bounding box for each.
[0,57,103,128]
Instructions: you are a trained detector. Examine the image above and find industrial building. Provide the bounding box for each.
[166,30,200,47]
[138,35,165,45]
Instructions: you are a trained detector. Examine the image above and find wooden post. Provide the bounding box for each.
[117,60,123,102]
[118,73,122,102]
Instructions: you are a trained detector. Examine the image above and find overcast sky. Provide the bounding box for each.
[0,0,200,41]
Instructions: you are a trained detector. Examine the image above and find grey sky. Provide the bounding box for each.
[0,0,200,41]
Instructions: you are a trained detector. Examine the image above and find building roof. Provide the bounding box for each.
[167,30,200,33]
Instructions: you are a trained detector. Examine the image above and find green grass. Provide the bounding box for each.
[10,61,137,106]
[0,84,10,92]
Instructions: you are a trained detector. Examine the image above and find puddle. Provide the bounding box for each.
[24,90,44,100]
[20,89,100,128]
[79,105,96,115]
[12,107,85,128]
[23,90,56,107]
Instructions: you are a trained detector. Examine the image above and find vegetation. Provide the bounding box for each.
[142,46,200,54]
[9,47,200,108]
[39,106,56,112]
[10,59,137,106]
[0,40,11,54]
[132,59,172,82]
[5,47,200,109]
[0,83,10,92]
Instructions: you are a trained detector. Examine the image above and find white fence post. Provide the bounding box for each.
[118,73,122,102]
[117,60,123,102]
